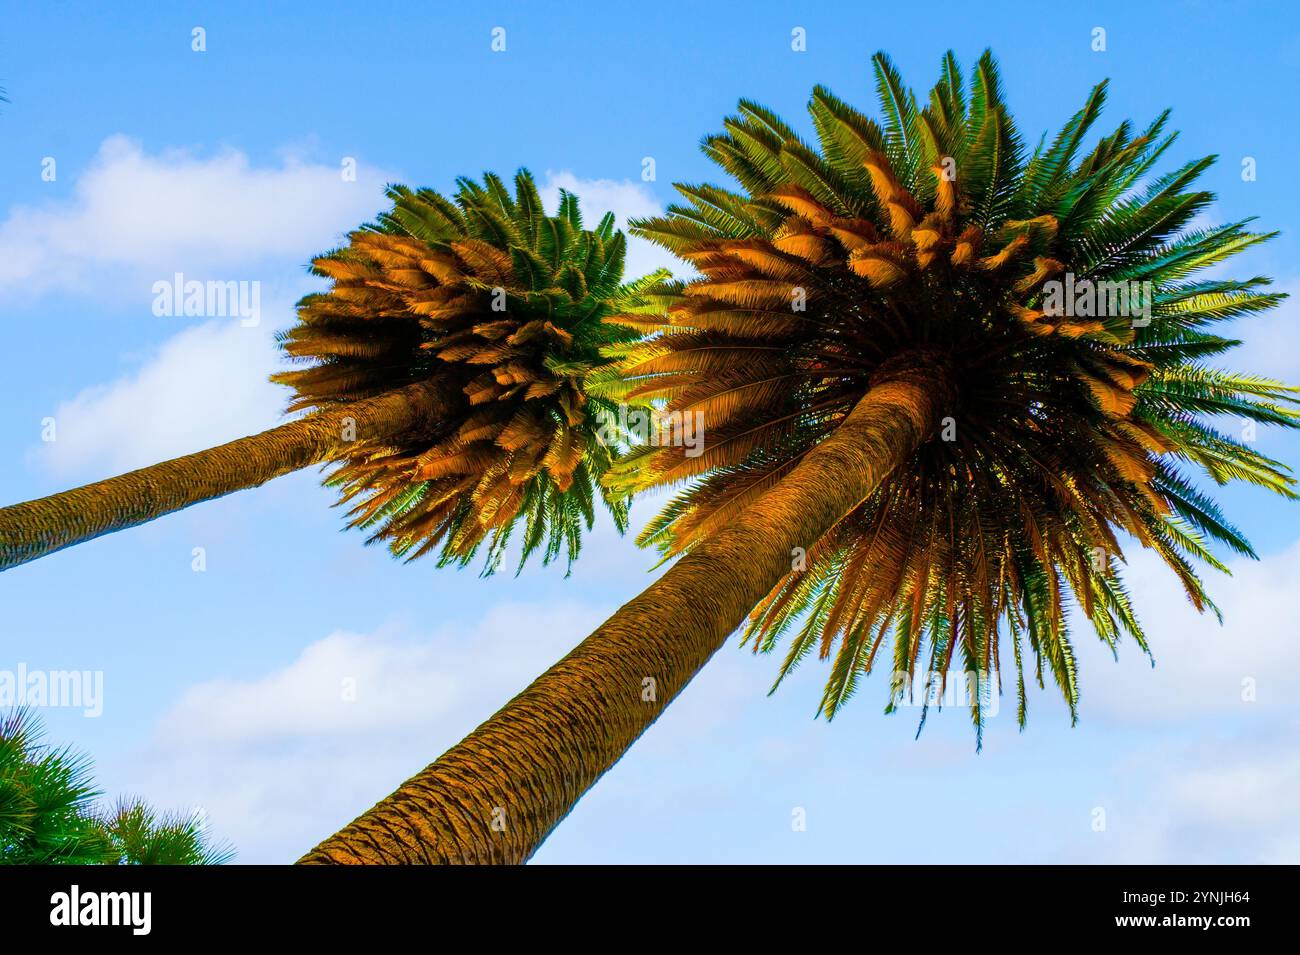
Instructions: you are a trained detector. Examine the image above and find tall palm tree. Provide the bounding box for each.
[302,51,1297,863]
[0,172,664,573]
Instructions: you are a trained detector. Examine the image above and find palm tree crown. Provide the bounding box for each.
[613,51,1298,736]
[279,170,665,572]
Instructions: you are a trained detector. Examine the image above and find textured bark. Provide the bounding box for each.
[0,380,450,571]
[300,360,952,865]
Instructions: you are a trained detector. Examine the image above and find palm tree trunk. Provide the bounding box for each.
[0,379,450,571]
[300,358,952,864]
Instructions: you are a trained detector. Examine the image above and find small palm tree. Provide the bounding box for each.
[0,171,664,573]
[303,51,1297,863]
[0,709,232,864]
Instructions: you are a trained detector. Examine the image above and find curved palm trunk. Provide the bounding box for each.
[301,359,952,864]
[0,379,450,571]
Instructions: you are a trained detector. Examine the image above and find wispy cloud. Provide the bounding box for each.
[1224,278,1300,383]
[1075,539,1300,723]
[30,315,288,478]
[9,137,395,477]
[1058,725,1300,863]
[108,603,607,862]
[0,135,393,299]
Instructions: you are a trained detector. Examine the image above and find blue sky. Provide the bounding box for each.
[2,0,1299,863]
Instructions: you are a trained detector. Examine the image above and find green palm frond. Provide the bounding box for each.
[1,709,229,864]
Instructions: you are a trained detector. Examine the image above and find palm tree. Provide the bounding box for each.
[99,799,234,865]
[301,51,1297,863]
[0,172,664,573]
[0,708,233,864]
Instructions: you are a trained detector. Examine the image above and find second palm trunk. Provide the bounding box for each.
[0,379,449,570]
[302,359,951,864]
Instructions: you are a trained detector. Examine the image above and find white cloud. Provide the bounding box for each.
[1063,539,1300,860]
[106,592,761,863]
[31,316,288,477]
[0,138,689,299]
[1062,727,1300,863]
[157,629,462,748]
[1077,539,1300,723]
[1223,278,1300,383]
[0,135,392,298]
[5,136,395,476]
[109,603,605,862]
[539,170,684,281]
